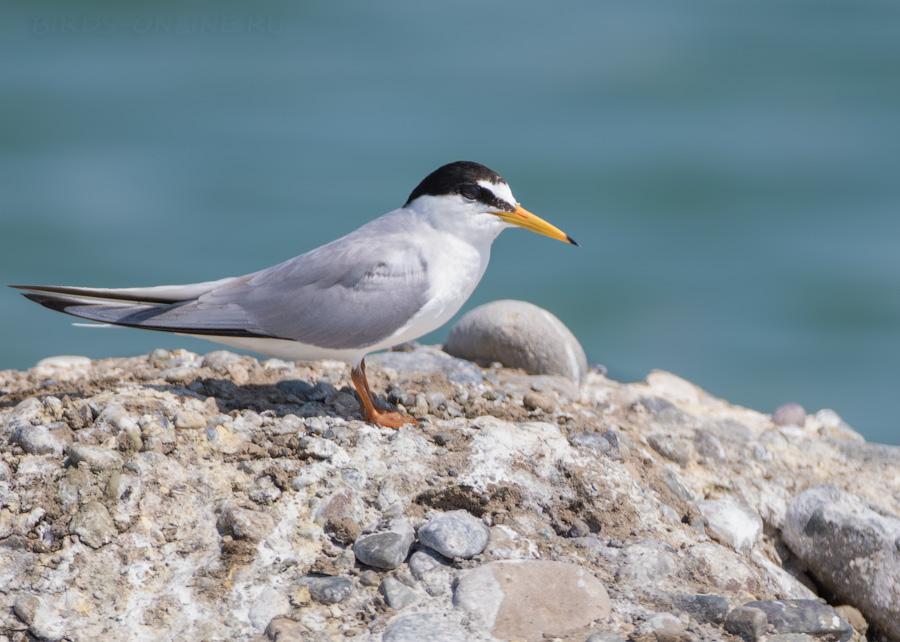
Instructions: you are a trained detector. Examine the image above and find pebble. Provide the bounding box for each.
[443,299,587,384]
[275,379,314,398]
[694,498,763,552]
[299,437,341,460]
[381,612,468,642]
[641,397,692,425]
[662,467,695,502]
[331,391,361,416]
[215,505,275,543]
[353,519,415,569]
[67,444,123,471]
[69,501,116,548]
[265,617,307,642]
[636,613,685,642]
[726,600,853,642]
[772,403,806,427]
[569,430,612,453]
[380,576,418,610]
[306,576,354,604]
[13,593,41,624]
[36,354,92,369]
[615,543,677,584]
[315,489,363,546]
[10,423,64,456]
[454,560,611,642]
[201,350,244,369]
[417,510,490,559]
[683,542,760,593]
[409,547,450,580]
[523,391,556,413]
[783,485,900,639]
[693,428,726,461]
[162,366,199,385]
[359,570,381,587]
[647,433,693,466]
[174,410,206,430]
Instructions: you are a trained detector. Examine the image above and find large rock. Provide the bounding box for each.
[444,300,587,384]
[783,485,900,639]
[454,560,611,641]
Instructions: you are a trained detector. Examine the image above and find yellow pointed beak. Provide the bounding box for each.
[493,205,578,246]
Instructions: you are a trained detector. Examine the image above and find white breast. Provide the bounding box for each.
[374,228,490,350]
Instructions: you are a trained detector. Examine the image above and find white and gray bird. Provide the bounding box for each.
[12,161,576,427]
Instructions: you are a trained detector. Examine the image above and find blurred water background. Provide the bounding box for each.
[2,1,899,444]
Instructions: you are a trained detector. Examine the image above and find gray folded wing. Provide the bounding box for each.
[14,230,430,351]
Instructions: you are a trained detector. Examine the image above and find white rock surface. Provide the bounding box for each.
[0,347,896,641]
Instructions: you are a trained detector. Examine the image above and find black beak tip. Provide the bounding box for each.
[566,235,580,247]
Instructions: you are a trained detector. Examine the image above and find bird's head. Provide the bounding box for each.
[403,161,578,246]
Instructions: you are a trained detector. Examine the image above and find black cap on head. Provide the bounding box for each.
[404,161,514,211]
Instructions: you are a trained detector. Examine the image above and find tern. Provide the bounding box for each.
[12,161,577,427]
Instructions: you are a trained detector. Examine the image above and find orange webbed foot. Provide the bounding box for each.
[366,410,419,429]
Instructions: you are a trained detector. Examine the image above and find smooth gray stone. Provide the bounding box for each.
[732,600,853,642]
[305,576,353,604]
[369,345,483,385]
[693,428,726,461]
[382,613,468,642]
[67,444,123,471]
[417,510,490,559]
[647,433,692,466]
[641,397,694,425]
[353,519,415,569]
[380,576,417,610]
[783,485,900,640]
[10,423,64,456]
[409,547,450,580]
[569,431,611,453]
[443,299,587,384]
[69,501,116,549]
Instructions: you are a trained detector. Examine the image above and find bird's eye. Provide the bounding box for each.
[460,185,479,201]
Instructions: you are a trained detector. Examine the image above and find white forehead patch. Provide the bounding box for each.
[478,179,517,208]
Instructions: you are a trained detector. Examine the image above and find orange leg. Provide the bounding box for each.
[350,358,417,428]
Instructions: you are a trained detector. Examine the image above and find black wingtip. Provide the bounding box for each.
[20,292,80,314]
[566,235,580,247]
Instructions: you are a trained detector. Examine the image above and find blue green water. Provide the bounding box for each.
[2,1,899,444]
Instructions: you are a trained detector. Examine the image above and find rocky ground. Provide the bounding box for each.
[1,303,899,642]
